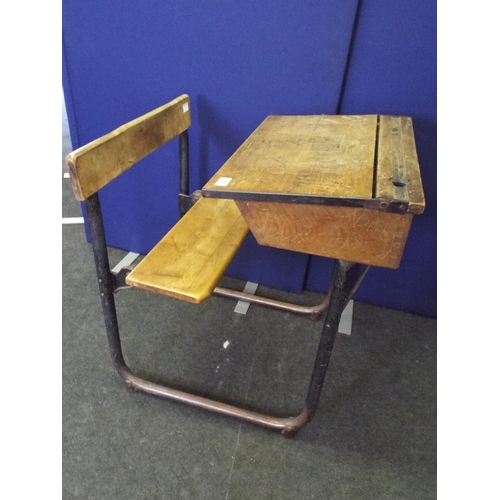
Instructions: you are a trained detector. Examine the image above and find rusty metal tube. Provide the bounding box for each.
[213,264,368,321]
[343,264,370,309]
[122,370,309,434]
[213,283,333,321]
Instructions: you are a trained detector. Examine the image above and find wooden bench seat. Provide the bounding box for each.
[125,198,249,304]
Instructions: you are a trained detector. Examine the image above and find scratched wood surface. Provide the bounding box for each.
[66,94,191,201]
[203,115,378,199]
[376,116,425,214]
[236,201,413,269]
[126,198,249,303]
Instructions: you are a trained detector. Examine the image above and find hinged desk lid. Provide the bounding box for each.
[202,114,425,215]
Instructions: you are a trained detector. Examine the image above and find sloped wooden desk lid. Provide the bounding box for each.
[202,114,425,269]
[202,114,425,215]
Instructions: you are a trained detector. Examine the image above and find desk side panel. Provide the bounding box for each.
[236,201,413,269]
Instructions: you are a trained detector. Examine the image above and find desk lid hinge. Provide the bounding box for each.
[202,189,409,214]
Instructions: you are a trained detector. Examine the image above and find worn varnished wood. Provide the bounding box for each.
[376,116,425,214]
[126,198,249,303]
[202,113,424,266]
[203,115,378,200]
[236,201,413,269]
[66,95,191,201]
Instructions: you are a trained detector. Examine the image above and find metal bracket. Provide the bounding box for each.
[178,190,203,217]
[112,267,132,292]
[202,189,409,214]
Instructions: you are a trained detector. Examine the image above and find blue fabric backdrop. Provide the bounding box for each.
[63,0,436,316]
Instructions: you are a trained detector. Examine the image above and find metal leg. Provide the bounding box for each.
[85,194,359,437]
[179,130,189,197]
[86,194,134,388]
[300,260,358,428]
[178,130,190,217]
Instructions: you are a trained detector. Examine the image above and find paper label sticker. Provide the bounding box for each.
[214,177,232,187]
[182,102,189,113]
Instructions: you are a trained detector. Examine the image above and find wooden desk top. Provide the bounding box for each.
[203,114,425,215]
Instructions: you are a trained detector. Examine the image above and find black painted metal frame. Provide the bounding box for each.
[86,190,359,436]
[202,189,409,214]
[79,128,373,437]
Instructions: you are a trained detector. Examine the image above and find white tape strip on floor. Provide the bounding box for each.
[111,252,140,273]
[339,300,354,335]
[234,281,259,314]
[62,217,84,224]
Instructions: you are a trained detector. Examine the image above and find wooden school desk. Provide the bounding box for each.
[67,95,425,437]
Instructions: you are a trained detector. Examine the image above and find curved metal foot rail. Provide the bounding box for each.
[213,263,369,322]
[213,285,332,322]
[87,193,360,437]
[118,365,309,437]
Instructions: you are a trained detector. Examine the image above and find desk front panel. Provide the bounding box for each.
[235,201,413,269]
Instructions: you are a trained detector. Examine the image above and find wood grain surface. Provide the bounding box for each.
[375,116,425,214]
[66,94,191,200]
[203,115,378,199]
[236,201,413,269]
[126,198,249,303]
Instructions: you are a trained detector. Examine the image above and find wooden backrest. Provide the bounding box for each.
[65,94,191,201]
